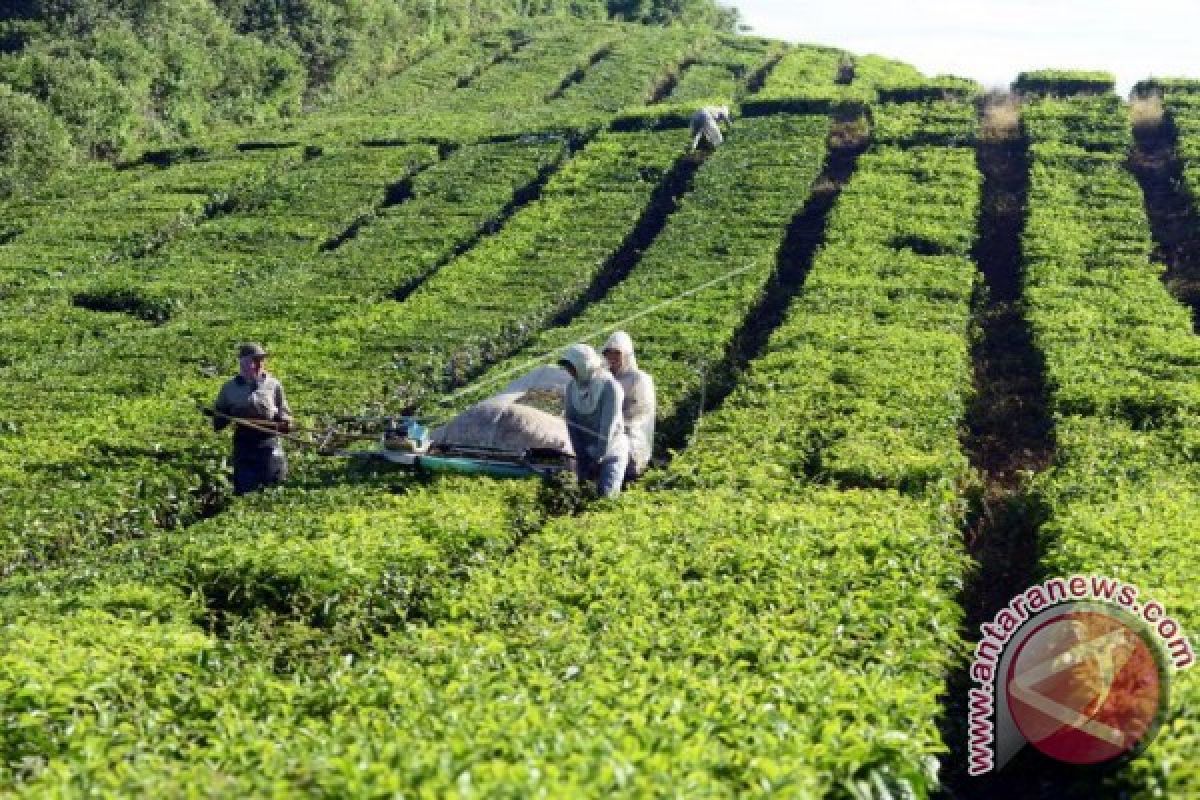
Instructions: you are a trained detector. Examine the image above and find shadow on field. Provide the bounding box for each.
[1128,99,1200,333]
[937,94,1058,800]
[659,109,870,449]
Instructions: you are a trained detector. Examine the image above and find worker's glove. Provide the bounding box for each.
[277,418,292,434]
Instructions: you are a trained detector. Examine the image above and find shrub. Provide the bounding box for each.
[0,44,138,157]
[1013,69,1116,96]
[0,82,71,197]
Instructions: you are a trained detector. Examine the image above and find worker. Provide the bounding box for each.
[601,331,656,479]
[837,56,856,84]
[206,342,292,495]
[689,105,733,153]
[558,343,628,497]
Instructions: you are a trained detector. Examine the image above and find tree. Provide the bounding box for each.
[0,83,72,198]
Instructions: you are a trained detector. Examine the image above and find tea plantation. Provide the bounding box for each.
[1,18,1198,799]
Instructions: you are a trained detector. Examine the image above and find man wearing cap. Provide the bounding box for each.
[209,343,292,495]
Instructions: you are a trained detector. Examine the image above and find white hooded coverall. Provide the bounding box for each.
[690,105,732,151]
[560,343,628,497]
[603,331,656,477]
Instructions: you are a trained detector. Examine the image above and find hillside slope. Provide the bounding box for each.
[0,21,1198,800]
[0,0,734,194]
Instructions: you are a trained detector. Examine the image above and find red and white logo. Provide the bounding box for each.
[967,577,1192,776]
[1005,607,1166,765]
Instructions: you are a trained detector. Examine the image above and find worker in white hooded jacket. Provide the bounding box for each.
[689,105,733,152]
[558,343,629,497]
[602,331,656,478]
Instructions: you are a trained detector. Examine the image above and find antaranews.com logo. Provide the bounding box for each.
[967,574,1195,775]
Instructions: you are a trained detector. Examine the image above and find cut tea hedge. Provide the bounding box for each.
[1021,93,1200,798]
[0,18,1197,799]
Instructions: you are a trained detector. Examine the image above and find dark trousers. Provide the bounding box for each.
[232,446,287,495]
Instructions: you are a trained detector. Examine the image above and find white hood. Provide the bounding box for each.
[602,331,655,474]
[560,343,606,415]
[560,343,600,383]
[602,330,638,375]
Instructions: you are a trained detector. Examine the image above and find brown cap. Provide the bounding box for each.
[237,342,268,359]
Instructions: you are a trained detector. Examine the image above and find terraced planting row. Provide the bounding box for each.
[1021,93,1129,152]
[871,100,978,147]
[0,149,287,285]
[0,147,304,354]
[745,47,979,115]
[1019,95,1200,797]
[250,102,983,796]
[263,24,614,145]
[0,111,839,793]
[1014,69,1116,96]
[133,112,834,635]
[1161,85,1200,226]
[43,147,437,300]
[0,144,441,421]
[279,29,529,143]
[535,26,700,127]
[664,34,784,105]
[1020,98,1198,421]
[283,23,701,145]
[0,127,684,573]
[110,112,834,645]
[744,45,864,111]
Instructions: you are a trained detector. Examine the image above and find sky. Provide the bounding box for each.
[720,0,1199,95]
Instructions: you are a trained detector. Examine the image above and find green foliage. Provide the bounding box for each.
[870,101,979,147]
[1021,94,1130,152]
[1132,77,1200,97]
[758,43,844,94]
[329,127,684,400]
[746,46,974,116]
[0,44,138,157]
[455,113,831,444]
[876,76,980,104]
[71,284,185,324]
[0,0,307,160]
[173,478,544,634]
[1020,95,1200,799]
[1013,69,1116,96]
[672,131,982,499]
[1022,98,1200,424]
[0,82,71,196]
[746,46,872,115]
[0,0,734,195]
[664,35,780,105]
[310,22,703,143]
